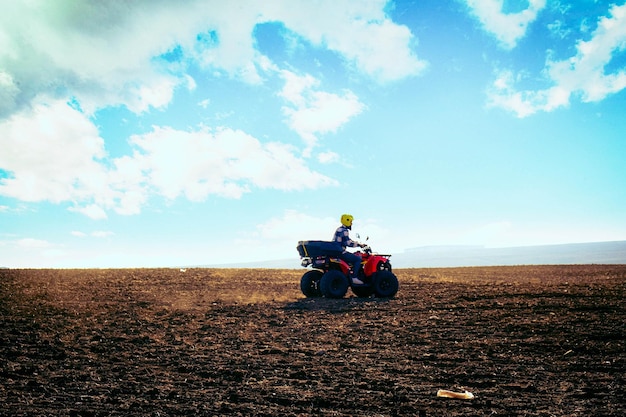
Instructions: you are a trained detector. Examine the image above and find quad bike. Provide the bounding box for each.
[296,240,399,299]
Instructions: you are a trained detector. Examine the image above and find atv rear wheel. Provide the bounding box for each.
[372,270,399,298]
[300,270,323,297]
[320,270,349,299]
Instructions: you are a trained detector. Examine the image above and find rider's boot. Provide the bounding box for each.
[351,265,364,285]
[352,277,365,285]
[350,274,365,285]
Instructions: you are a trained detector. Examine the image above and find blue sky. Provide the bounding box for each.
[1,0,625,268]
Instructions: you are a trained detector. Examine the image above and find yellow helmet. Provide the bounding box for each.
[340,214,354,228]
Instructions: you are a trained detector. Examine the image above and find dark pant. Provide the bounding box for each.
[340,251,362,278]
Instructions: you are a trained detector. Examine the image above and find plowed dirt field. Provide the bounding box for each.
[1,265,625,416]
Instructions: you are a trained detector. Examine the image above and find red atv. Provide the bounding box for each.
[296,240,399,299]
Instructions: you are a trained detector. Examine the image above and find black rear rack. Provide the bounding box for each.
[297,240,343,258]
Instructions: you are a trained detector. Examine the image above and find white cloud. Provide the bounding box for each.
[0,101,337,219]
[0,1,420,219]
[0,98,109,204]
[0,99,143,217]
[190,5,265,84]
[279,71,365,153]
[254,210,337,241]
[465,0,547,49]
[71,230,114,238]
[92,230,114,238]
[69,204,108,220]
[129,126,338,201]
[317,151,340,164]
[266,0,427,82]
[547,19,570,40]
[0,99,336,217]
[184,0,426,83]
[17,238,52,249]
[488,4,626,117]
[0,71,19,116]
[0,0,200,117]
[0,236,68,267]
[0,0,421,120]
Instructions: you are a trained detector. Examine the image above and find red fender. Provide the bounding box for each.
[363,254,391,277]
[330,257,351,276]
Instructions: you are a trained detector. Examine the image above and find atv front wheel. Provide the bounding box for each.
[320,270,349,299]
[372,270,399,298]
[376,260,392,272]
[300,270,323,297]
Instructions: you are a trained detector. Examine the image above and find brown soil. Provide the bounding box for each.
[1,265,625,416]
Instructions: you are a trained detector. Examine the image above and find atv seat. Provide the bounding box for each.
[297,240,343,258]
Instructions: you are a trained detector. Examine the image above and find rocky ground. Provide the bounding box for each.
[1,265,625,416]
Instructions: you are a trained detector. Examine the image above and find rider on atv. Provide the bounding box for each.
[297,216,399,299]
[333,214,367,285]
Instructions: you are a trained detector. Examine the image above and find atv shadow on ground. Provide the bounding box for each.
[283,295,394,312]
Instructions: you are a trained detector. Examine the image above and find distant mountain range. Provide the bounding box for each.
[208,240,626,269]
[391,240,626,268]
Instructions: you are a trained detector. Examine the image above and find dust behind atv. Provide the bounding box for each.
[1,265,625,416]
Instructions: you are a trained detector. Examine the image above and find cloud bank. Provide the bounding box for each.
[485,3,626,117]
[0,0,423,217]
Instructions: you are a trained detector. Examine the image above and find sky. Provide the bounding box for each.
[1,0,625,268]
